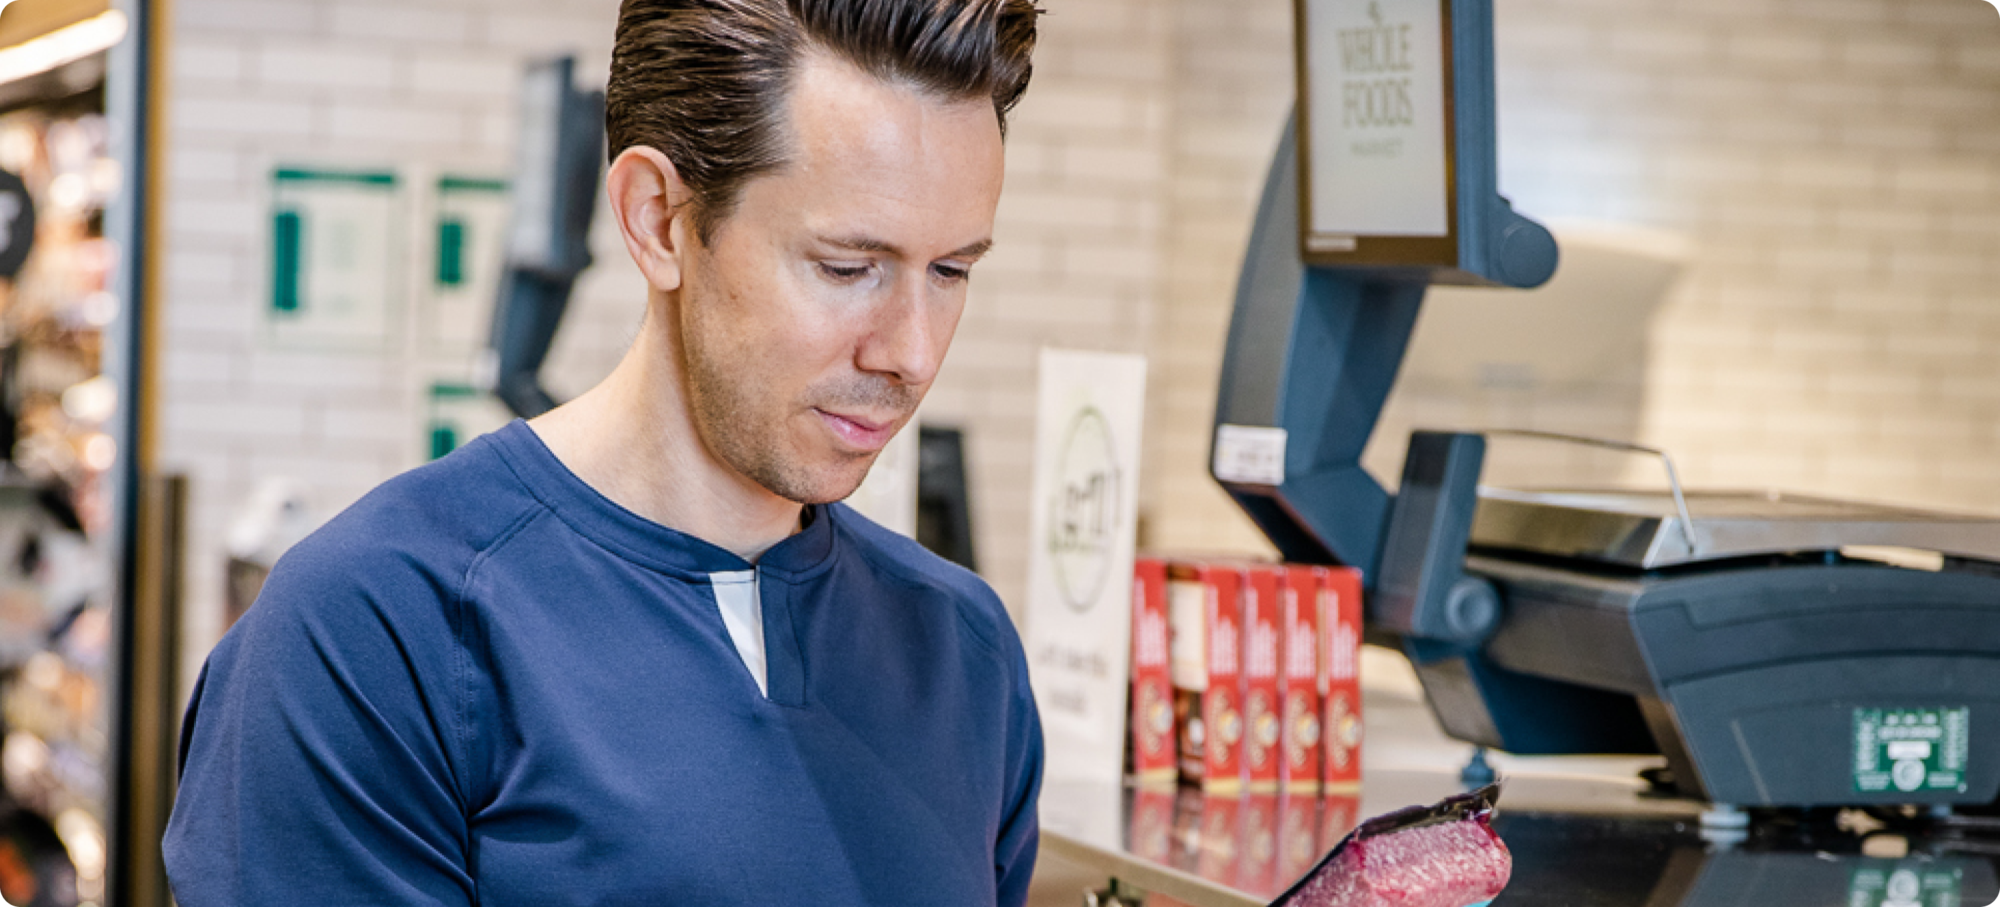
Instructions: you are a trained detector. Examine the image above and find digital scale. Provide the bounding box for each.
[1210,0,2000,810]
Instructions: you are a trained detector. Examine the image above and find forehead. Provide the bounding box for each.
[733,50,1003,244]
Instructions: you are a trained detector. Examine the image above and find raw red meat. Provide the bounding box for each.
[1269,785,1510,907]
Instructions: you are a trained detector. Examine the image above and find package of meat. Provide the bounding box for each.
[1267,785,1509,907]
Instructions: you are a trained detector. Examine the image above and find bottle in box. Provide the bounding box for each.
[1168,561,1246,792]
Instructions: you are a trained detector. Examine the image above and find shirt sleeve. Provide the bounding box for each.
[993,638,1045,907]
[163,536,474,907]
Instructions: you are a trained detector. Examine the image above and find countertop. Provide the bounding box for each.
[1039,649,2000,907]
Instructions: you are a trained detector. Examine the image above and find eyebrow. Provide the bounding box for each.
[821,235,994,260]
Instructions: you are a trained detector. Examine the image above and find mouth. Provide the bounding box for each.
[813,408,897,453]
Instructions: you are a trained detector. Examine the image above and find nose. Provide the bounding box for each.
[856,273,947,387]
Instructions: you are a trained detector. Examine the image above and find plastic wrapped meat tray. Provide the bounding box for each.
[1267,784,1509,907]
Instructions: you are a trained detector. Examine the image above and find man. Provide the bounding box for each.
[163,0,1044,903]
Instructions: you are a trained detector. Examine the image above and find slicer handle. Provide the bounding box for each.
[1371,431,1500,647]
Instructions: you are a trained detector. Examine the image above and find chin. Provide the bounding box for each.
[786,487,867,508]
[758,455,876,506]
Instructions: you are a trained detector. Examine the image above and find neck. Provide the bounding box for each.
[527,298,803,563]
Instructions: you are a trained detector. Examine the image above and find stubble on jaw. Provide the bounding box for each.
[677,282,923,506]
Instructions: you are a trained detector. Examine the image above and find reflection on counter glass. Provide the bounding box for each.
[1132,787,1364,902]
[1497,811,2000,907]
[1121,784,2000,907]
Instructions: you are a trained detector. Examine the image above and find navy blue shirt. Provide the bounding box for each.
[164,422,1043,906]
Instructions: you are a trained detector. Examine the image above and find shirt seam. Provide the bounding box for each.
[490,435,701,577]
[451,502,544,812]
[757,576,816,712]
[489,428,822,581]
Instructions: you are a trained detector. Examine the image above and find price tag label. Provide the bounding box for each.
[1213,424,1288,486]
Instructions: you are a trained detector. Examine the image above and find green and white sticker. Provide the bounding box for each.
[1853,707,1969,794]
[1846,863,1959,907]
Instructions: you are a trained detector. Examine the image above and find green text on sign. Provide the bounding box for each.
[1853,707,1969,795]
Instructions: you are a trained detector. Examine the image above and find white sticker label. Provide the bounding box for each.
[1887,740,1932,761]
[1213,424,1288,486]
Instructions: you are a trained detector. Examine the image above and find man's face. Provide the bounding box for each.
[676,52,1004,505]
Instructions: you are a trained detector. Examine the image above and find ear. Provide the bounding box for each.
[607,145,695,293]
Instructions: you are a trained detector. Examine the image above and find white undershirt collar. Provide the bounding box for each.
[708,570,767,697]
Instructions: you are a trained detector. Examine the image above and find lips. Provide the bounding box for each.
[814,408,896,452]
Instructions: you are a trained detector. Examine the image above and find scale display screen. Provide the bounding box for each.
[1296,0,1457,264]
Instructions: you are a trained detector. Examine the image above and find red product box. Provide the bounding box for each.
[1195,793,1243,889]
[1278,564,1322,794]
[1169,562,1246,792]
[1317,566,1364,792]
[1275,792,1322,887]
[1129,557,1177,783]
[1241,564,1284,792]
[1239,792,1282,899]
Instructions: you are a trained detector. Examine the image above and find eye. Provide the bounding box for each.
[817,261,872,283]
[930,262,972,284]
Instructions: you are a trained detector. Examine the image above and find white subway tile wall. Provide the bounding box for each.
[162,0,626,687]
[160,0,2000,679]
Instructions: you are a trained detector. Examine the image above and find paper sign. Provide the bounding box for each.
[267,168,401,350]
[1025,348,1148,802]
[425,176,510,354]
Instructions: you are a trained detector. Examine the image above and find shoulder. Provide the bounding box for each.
[244,433,546,642]
[825,504,1020,659]
[302,433,540,569]
[329,431,542,553]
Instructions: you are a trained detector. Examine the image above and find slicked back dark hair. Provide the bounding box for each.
[606,0,1040,243]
